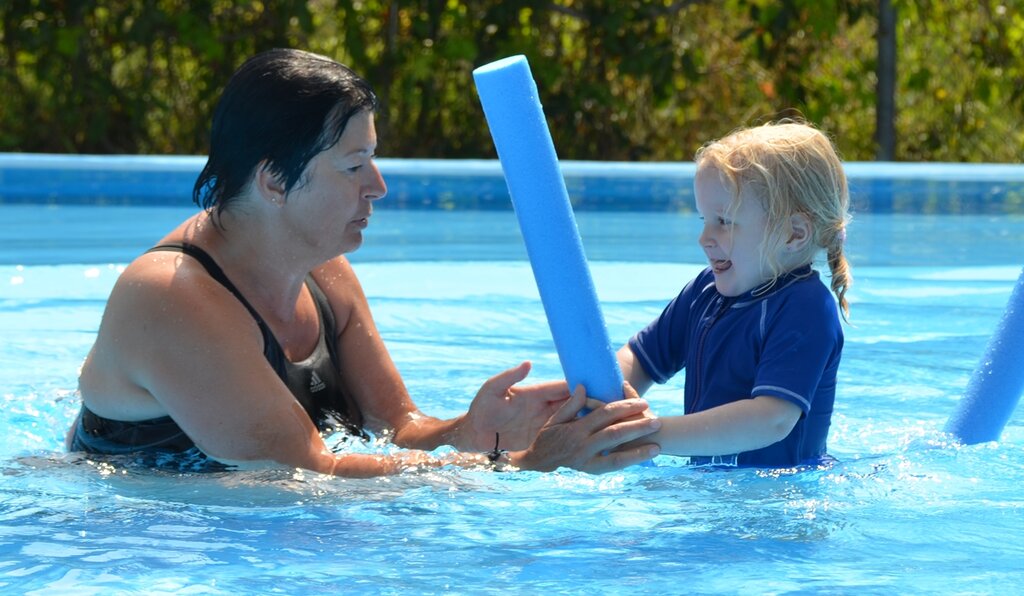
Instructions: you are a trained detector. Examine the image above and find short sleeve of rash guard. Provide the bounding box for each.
[751,289,842,413]
[628,275,706,384]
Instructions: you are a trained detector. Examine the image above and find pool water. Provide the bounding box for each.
[2,204,1024,594]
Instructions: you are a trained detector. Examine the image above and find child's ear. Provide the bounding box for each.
[785,213,812,252]
[254,161,287,207]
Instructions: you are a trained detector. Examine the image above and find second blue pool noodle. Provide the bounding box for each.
[473,55,624,402]
[944,267,1024,444]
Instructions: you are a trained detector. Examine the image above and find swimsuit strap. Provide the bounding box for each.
[146,242,272,338]
[144,243,333,383]
[304,271,339,356]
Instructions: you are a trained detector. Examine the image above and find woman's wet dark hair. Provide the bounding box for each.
[193,48,378,222]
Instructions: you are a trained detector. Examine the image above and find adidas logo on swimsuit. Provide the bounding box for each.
[309,371,326,393]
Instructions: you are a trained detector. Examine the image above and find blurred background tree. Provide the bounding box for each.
[0,0,1021,161]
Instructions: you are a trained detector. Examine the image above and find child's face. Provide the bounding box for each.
[694,165,774,297]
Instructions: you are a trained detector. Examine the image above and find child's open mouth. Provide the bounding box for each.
[711,259,732,273]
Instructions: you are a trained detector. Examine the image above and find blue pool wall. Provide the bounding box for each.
[1,153,1023,213]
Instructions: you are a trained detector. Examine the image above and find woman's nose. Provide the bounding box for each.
[363,161,387,202]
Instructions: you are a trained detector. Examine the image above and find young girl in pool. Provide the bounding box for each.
[617,121,852,467]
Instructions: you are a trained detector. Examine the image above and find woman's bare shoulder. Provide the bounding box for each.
[80,245,264,419]
[98,246,265,374]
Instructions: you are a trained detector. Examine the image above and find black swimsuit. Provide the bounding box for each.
[70,243,365,470]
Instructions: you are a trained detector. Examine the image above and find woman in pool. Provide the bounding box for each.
[616,122,851,467]
[69,48,660,476]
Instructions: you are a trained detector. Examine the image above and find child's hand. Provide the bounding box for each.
[597,382,661,453]
[584,381,653,422]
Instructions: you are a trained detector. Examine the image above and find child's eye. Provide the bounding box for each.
[717,217,729,226]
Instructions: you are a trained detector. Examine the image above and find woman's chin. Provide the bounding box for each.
[336,233,364,255]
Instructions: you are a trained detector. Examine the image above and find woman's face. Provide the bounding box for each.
[694,165,774,297]
[283,110,387,255]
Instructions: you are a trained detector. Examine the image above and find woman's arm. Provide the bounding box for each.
[317,257,574,453]
[80,254,410,475]
[312,257,457,448]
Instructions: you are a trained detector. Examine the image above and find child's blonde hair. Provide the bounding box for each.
[694,120,852,318]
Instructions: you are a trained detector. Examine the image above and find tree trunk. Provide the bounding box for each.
[875,0,897,161]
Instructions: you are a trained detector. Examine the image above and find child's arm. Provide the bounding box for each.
[645,396,800,457]
[616,343,801,457]
[616,344,654,397]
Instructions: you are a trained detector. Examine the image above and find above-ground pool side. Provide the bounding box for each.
[1,153,1023,213]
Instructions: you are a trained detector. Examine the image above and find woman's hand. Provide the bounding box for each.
[460,361,570,451]
[511,384,661,474]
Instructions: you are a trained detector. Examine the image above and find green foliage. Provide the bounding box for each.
[0,0,1021,161]
[893,0,1024,161]
[0,0,317,153]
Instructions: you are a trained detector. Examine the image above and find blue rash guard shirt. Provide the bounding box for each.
[627,265,843,467]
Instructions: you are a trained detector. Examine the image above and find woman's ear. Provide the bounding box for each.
[785,213,812,252]
[254,161,287,206]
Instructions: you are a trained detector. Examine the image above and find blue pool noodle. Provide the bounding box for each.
[944,267,1024,444]
[473,55,624,402]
